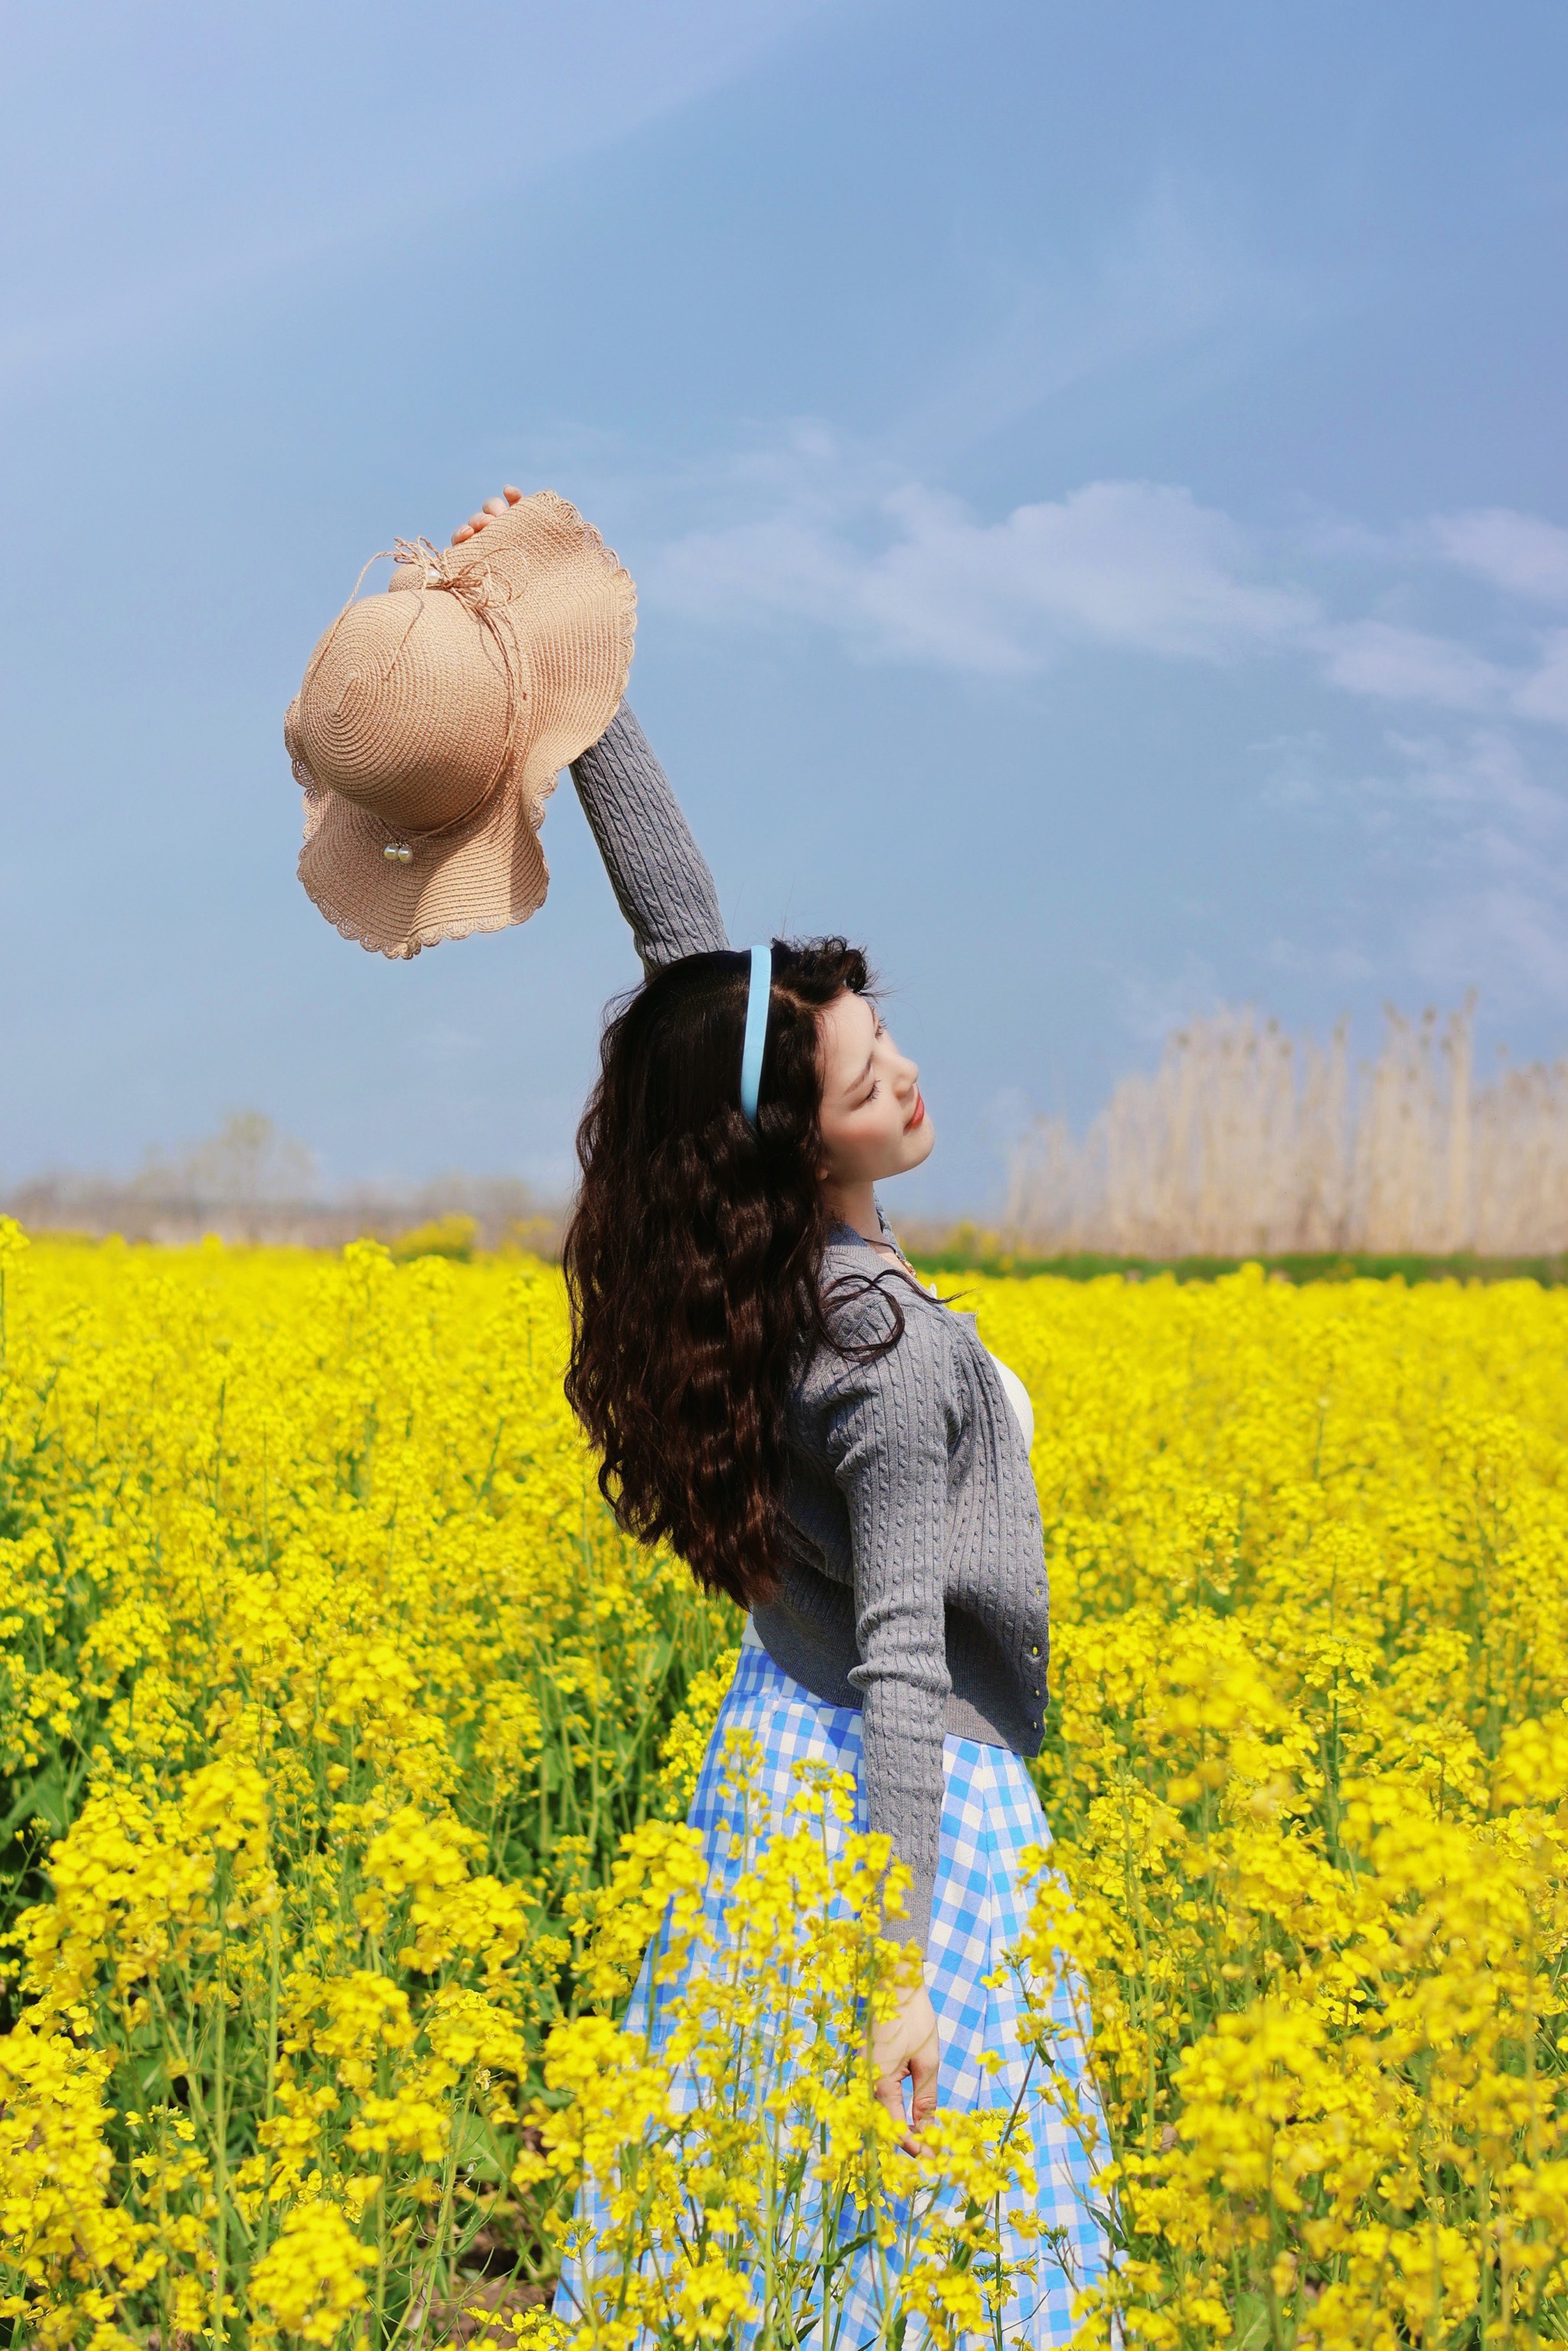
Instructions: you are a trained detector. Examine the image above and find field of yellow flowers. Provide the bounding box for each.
[2,1223,1567,2349]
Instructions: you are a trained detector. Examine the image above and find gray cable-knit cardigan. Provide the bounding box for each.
[569,704,1050,1954]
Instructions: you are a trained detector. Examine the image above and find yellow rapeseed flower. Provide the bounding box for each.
[3,1239,1568,2344]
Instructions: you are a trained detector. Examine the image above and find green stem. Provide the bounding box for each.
[411,2078,474,2351]
[214,1912,229,2351]
[256,1903,281,2263]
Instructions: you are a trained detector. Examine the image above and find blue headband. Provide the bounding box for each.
[740,942,773,1125]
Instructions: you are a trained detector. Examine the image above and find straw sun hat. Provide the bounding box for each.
[285,490,635,958]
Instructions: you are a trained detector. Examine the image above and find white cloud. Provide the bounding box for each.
[634,424,1568,1028]
[1405,881,1568,1008]
[881,482,1314,661]
[658,469,1316,674]
[1514,629,1568,725]
[1338,729,1568,1010]
[1312,621,1508,712]
[1233,718,1568,1011]
[1431,508,1568,605]
[1387,728,1568,845]
[651,431,1568,748]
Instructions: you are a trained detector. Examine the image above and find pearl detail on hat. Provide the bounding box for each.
[384,841,413,864]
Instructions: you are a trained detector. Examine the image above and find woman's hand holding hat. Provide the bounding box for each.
[450,485,524,545]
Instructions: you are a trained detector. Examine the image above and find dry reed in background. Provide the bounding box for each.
[1005,997,1568,1256]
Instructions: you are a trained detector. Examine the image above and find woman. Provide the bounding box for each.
[453,491,1106,2342]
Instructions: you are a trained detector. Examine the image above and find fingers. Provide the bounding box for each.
[449,487,523,547]
[908,2034,941,2133]
[874,2070,922,2160]
[874,2066,907,2131]
[875,2058,940,2160]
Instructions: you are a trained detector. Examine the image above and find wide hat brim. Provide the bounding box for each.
[288,490,635,960]
[296,753,554,958]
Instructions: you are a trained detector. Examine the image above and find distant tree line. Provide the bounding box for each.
[4,1112,563,1255]
[15,1000,1567,1265]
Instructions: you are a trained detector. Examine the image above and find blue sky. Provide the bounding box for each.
[3,0,1566,1210]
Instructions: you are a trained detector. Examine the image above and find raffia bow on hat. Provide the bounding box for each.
[284,489,635,958]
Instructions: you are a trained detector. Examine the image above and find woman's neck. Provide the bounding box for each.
[822,1179,882,1246]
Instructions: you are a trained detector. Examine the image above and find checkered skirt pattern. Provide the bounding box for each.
[554,1643,1108,2346]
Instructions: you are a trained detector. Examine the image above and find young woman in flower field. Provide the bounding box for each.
[448,488,1106,2336]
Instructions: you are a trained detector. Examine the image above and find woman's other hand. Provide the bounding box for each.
[870,1974,941,2156]
[450,485,524,546]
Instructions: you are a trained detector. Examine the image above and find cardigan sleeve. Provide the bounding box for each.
[568,701,729,972]
[818,1290,954,1956]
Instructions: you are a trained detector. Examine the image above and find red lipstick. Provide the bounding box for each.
[905,1090,926,1131]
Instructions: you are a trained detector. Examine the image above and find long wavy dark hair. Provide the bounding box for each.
[564,937,889,1611]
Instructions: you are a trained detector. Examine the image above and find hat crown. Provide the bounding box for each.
[289,592,514,835]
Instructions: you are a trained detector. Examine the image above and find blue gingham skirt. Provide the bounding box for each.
[554,1641,1108,2346]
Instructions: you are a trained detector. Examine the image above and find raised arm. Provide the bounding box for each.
[446,491,727,975]
[569,703,728,975]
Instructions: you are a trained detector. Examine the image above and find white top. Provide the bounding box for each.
[988,1350,1034,1451]
[742,1333,1034,1651]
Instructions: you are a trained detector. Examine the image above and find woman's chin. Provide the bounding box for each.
[897,1117,937,1173]
[860,1116,937,1187]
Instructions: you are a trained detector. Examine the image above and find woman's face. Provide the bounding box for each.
[815,991,936,1188]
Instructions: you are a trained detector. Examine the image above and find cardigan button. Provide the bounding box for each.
[1029,1643,1040,1657]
